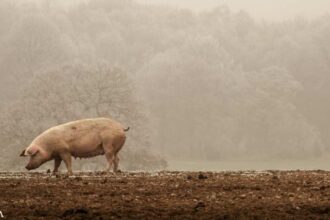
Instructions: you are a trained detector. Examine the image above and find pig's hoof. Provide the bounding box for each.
[100,171,107,175]
[113,169,122,174]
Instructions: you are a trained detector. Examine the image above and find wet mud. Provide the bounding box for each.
[0,171,330,219]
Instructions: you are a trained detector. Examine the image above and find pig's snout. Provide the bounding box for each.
[25,164,32,170]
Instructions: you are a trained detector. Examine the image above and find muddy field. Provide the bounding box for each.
[1,171,330,219]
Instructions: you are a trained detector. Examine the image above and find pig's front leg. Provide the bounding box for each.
[60,152,73,176]
[53,158,62,174]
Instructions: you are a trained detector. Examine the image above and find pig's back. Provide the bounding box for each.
[34,118,124,147]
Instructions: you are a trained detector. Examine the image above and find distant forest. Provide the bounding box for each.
[0,0,329,170]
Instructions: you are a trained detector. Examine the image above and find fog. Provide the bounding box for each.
[0,0,330,171]
[137,0,330,21]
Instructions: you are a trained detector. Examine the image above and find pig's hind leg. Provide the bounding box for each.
[102,139,115,173]
[105,150,115,172]
[113,136,126,173]
[113,154,119,173]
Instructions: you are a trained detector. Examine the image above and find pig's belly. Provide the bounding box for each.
[69,136,105,158]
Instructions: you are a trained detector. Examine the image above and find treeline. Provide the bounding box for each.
[0,0,329,170]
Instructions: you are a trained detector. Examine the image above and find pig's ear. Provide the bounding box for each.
[19,149,26,157]
[25,145,39,156]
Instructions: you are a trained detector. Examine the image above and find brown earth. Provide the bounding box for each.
[1,171,330,219]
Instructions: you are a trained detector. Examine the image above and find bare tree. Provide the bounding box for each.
[0,62,167,171]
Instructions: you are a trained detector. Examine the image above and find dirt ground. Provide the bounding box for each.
[1,171,330,219]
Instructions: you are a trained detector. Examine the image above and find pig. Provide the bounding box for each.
[20,118,129,175]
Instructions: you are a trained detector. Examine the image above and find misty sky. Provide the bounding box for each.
[137,0,330,21]
[2,0,330,171]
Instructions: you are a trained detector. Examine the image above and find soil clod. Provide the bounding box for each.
[1,171,330,219]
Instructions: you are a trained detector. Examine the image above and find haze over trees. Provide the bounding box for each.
[0,0,329,170]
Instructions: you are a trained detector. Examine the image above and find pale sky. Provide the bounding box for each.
[137,0,330,21]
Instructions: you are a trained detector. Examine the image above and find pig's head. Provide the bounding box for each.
[20,145,51,170]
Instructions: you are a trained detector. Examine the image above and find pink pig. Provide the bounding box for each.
[20,118,129,175]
